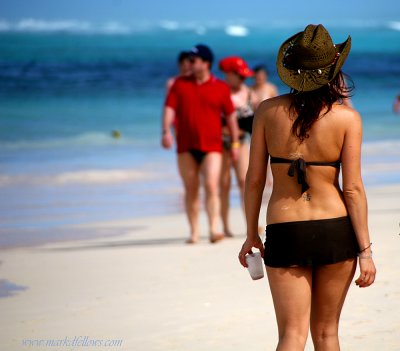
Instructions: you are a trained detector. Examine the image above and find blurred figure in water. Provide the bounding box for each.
[393,94,400,113]
[166,51,192,93]
[251,64,278,108]
[219,56,257,237]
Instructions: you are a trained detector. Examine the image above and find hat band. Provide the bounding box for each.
[283,40,341,73]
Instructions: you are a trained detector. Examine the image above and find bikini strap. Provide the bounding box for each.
[306,160,341,168]
[270,157,340,169]
[269,157,341,194]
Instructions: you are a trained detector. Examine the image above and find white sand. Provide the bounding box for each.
[0,185,399,350]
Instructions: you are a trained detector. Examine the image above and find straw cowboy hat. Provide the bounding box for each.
[277,24,351,92]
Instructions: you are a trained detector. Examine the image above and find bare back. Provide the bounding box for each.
[258,94,358,224]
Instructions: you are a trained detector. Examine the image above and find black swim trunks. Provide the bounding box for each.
[264,216,359,267]
[189,149,208,165]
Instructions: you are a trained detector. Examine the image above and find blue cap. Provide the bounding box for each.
[189,44,214,64]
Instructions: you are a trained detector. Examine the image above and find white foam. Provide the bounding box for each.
[101,21,131,35]
[0,169,153,186]
[387,21,400,31]
[362,140,400,156]
[0,18,135,34]
[225,25,249,37]
[195,26,207,35]
[159,20,180,31]
[0,18,396,34]
[15,19,92,32]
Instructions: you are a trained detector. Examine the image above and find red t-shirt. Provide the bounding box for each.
[165,75,234,153]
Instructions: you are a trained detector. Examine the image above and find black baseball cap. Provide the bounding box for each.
[189,44,214,64]
[177,51,190,63]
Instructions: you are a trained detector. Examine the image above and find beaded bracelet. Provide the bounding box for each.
[358,253,373,259]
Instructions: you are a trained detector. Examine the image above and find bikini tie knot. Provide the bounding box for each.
[287,158,310,194]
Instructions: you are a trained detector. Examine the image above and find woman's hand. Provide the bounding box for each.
[238,236,264,268]
[355,256,376,288]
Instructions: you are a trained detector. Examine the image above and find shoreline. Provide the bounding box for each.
[0,182,399,350]
[0,182,399,251]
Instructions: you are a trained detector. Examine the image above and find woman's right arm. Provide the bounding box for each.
[341,111,376,288]
[238,103,268,267]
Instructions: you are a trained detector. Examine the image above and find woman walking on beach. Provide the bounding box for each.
[239,24,376,351]
[219,56,257,237]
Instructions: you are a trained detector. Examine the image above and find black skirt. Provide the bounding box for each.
[264,216,359,267]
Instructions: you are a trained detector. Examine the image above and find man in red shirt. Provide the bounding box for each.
[162,44,240,244]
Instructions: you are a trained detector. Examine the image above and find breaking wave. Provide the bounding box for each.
[1,18,399,34]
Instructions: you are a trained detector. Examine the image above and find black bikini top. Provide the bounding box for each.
[270,156,341,193]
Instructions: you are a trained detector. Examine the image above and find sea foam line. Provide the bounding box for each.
[0,19,131,34]
[0,169,153,186]
[0,18,398,34]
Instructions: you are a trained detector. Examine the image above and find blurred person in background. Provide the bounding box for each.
[251,64,278,108]
[219,56,257,238]
[166,51,192,93]
[393,94,400,113]
[162,45,240,244]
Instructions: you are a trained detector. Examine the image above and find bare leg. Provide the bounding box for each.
[232,141,249,211]
[310,259,357,351]
[220,148,233,237]
[266,266,312,351]
[233,141,261,233]
[201,152,223,242]
[177,153,200,243]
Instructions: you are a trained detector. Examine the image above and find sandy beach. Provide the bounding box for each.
[0,184,399,351]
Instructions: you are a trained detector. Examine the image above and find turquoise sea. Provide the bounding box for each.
[1,22,400,247]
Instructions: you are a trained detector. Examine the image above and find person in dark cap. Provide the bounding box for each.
[166,51,192,93]
[162,44,240,244]
[238,24,376,350]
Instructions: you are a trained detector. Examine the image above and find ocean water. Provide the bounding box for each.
[1,22,400,247]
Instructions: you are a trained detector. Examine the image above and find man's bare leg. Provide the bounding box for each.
[201,152,224,242]
[177,152,201,243]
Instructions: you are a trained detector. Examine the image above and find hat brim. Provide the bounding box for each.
[238,69,254,78]
[276,32,351,92]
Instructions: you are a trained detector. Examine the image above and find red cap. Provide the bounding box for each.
[219,56,254,78]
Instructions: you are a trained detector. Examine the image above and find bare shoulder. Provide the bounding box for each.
[255,94,291,120]
[331,104,362,128]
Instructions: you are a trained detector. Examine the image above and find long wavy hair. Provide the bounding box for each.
[290,71,354,142]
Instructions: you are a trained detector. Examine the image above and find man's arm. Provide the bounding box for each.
[161,106,175,149]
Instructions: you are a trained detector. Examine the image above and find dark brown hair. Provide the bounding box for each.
[290,71,354,142]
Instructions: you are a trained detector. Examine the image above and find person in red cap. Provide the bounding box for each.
[219,56,258,238]
[161,44,240,244]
